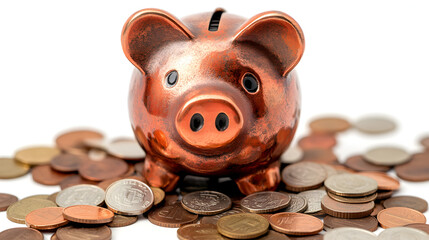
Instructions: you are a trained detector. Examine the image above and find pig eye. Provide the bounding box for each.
[242,73,259,93]
[165,70,178,87]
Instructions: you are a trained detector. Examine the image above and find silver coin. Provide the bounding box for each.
[283,194,308,213]
[280,145,303,164]
[364,146,410,166]
[324,173,378,197]
[354,116,396,134]
[181,190,231,215]
[324,227,377,240]
[240,191,291,213]
[378,227,429,240]
[297,190,326,214]
[106,138,145,160]
[105,179,154,215]
[56,184,105,208]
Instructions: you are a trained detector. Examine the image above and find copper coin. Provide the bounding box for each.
[182,191,231,215]
[55,129,104,152]
[134,161,144,175]
[405,223,429,234]
[0,227,44,240]
[383,196,428,213]
[151,187,166,205]
[148,201,198,228]
[354,116,396,134]
[201,206,244,225]
[97,177,122,190]
[257,230,291,240]
[25,207,68,230]
[63,205,114,224]
[0,193,18,211]
[327,191,377,204]
[269,212,323,236]
[364,146,410,166]
[376,190,394,200]
[371,203,385,216]
[344,155,391,172]
[395,153,429,182]
[377,207,426,228]
[7,198,57,224]
[323,215,378,232]
[51,153,85,172]
[288,235,323,240]
[51,233,58,240]
[177,223,226,240]
[60,175,98,189]
[298,134,337,150]
[321,195,375,219]
[309,116,351,134]
[56,225,112,240]
[282,162,327,192]
[79,157,128,181]
[32,165,75,186]
[356,171,400,191]
[301,149,338,164]
[107,214,138,228]
[240,191,290,213]
[106,138,146,160]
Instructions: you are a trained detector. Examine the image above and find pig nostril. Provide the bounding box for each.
[215,113,229,131]
[190,113,204,132]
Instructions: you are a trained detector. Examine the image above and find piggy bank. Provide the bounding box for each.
[122,8,304,195]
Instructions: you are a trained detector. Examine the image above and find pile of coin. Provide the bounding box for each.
[0,115,428,239]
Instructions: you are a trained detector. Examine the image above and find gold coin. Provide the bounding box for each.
[22,195,52,201]
[217,213,269,239]
[15,146,61,166]
[0,158,30,179]
[7,198,57,224]
[327,191,377,204]
[150,187,165,205]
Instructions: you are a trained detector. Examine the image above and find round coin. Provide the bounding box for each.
[301,149,338,164]
[217,213,269,239]
[297,190,326,214]
[0,193,18,211]
[269,212,323,236]
[201,207,244,225]
[105,179,154,215]
[354,116,396,134]
[323,227,377,240]
[344,155,391,172]
[377,207,426,228]
[7,198,57,224]
[240,191,290,213]
[288,235,323,240]
[79,157,128,181]
[280,146,304,164]
[377,190,394,200]
[107,214,138,228]
[298,134,337,150]
[395,153,429,182]
[371,203,385,217]
[324,173,378,197]
[15,146,61,166]
[321,195,374,219]
[383,196,428,213]
[327,191,377,204]
[364,146,410,166]
[148,201,198,228]
[0,227,44,240]
[50,153,85,172]
[356,171,400,191]
[309,116,351,134]
[59,175,98,189]
[32,165,75,186]
[25,207,68,230]
[56,184,105,207]
[378,227,429,240]
[151,187,165,206]
[0,158,30,179]
[182,191,231,215]
[405,223,429,234]
[282,162,327,192]
[63,205,114,224]
[56,225,112,240]
[283,194,308,213]
[323,215,378,232]
[178,223,226,240]
[106,138,146,160]
[55,129,104,152]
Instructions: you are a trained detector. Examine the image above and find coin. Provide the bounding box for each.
[177,223,226,240]
[356,171,400,191]
[256,230,291,240]
[201,207,244,225]
[51,233,58,240]
[309,116,351,134]
[148,201,198,228]
[240,191,290,213]
[217,213,269,239]
[323,215,379,232]
[383,196,428,213]
[0,227,44,240]
[151,187,165,205]
[327,191,377,204]
[269,212,323,236]
[32,165,75,186]
[344,155,391,172]
[79,157,128,181]
[323,227,377,240]
[105,179,154,215]
[60,175,98,189]
[63,205,114,224]
[377,207,426,228]
[181,190,231,215]
[106,138,146,160]
[56,225,112,240]
[324,173,378,197]
[55,129,104,152]
[371,203,384,217]
[7,198,57,224]
[0,158,30,179]
[282,162,327,192]
[22,194,51,201]
[48,192,59,203]
[301,149,338,164]
[321,195,374,219]
[15,146,61,165]
[297,190,326,214]
[405,223,429,234]
[56,184,105,207]
[288,235,323,240]
[25,207,68,230]
[395,153,429,182]
[376,190,394,200]
[354,116,396,134]
[50,153,85,172]
[364,146,410,166]
[107,214,138,228]
[134,161,144,175]
[298,134,337,150]
[97,177,122,190]
[378,227,429,240]
[0,193,18,211]
[280,145,304,164]
[283,194,308,213]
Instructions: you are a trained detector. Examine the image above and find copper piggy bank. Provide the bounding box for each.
[122,8,304,195]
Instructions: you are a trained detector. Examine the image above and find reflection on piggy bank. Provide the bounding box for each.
[121,8,305,195]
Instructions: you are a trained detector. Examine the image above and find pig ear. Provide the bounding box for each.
[121,9,194,74]
[232,11,305,77]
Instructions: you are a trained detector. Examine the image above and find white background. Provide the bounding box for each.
[1,0,429,239]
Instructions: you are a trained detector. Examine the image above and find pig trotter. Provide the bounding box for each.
[143,154,180,192]
[234,161,281,195]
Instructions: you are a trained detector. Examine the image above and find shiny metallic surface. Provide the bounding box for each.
[56,184,105,208]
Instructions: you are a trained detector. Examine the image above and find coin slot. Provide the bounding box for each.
[208,9,225,31]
